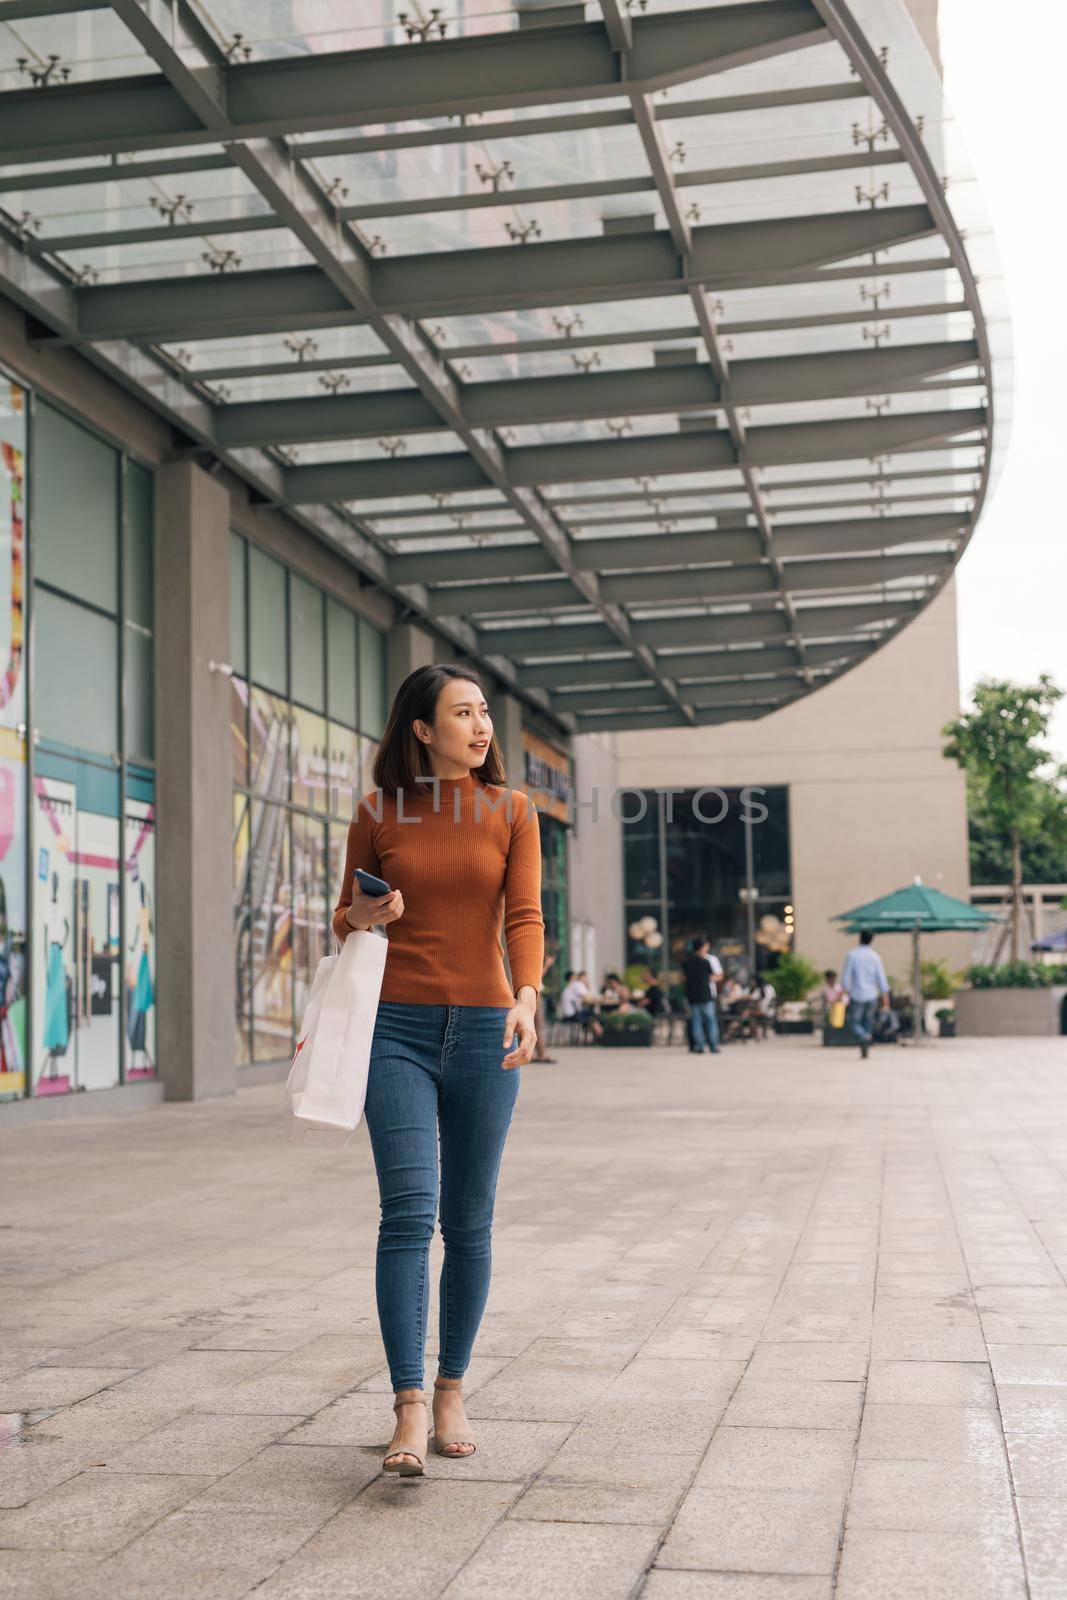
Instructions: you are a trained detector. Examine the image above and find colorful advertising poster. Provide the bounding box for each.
[123,796,155,1080]
[33,769,121,1095]
[0,380,27,1097]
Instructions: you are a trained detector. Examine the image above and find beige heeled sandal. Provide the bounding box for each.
[383,1390,429,1476]
[431,1375,477,1458]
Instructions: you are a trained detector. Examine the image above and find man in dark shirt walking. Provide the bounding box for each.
[683,935,721,1054]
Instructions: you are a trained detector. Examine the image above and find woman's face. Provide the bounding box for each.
[418,677,493,773]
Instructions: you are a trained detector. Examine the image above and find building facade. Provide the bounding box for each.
[0,0,1008,1117]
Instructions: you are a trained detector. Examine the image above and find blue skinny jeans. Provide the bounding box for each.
[363,1001,519,1392]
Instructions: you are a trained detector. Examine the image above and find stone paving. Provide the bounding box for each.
[2,1033,1067,1599]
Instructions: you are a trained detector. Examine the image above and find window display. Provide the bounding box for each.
[230,531,388,1063]
[0,380,27,1098]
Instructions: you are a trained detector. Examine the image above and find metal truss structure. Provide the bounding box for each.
[0,0,993,733]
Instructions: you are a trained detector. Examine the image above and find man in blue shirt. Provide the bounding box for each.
[840,930,890,1059]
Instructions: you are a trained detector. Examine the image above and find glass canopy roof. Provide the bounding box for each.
[0,0,1007,732]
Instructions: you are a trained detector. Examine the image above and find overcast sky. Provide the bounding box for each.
[939,0,1067,760]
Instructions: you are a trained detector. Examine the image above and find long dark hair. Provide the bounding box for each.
[372,663,507,795]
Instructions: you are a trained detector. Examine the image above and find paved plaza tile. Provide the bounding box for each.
[1,1035,1066,1597]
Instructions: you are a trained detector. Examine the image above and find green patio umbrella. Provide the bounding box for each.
[834,879,996,1045]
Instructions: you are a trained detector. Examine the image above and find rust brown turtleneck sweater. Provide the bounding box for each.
[331,774,545,1006]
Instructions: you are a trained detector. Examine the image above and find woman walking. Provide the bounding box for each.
[332,664,544,1477]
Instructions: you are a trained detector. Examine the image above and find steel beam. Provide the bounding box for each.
[283,409,985,503]
[476,621,619,656]
[370,206,938,319]
[572,512,966,561]
[628,599,916,650]
[0,151,234,194]
[214,341,976,448]
[334,148,903,224]
[72,206,937,341]
[516,656,655,690]
[0,0,105,12]
[549,684,669,712]
[575,703,785,730]
[295,80,866,163]
[424,576,587,618]
[519,644,801,689]
[548,464,975,508]
[171,297,967,384]
[600,553,945,608]
[553,673,802,710]
[0,3,827,162]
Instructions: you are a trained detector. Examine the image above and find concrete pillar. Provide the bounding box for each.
[154,461,235,1101]
[387,620,435,701]
[498,693,525,791]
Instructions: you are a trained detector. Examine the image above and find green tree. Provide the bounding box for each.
[966,768,1067,884]
[943,676,1067,962]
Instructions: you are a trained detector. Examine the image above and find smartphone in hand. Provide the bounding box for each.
[354,868,392,898]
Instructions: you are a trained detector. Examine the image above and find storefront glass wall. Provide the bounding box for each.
[230,532,387,1064]
[623,787,792,999]
[0,377,155,1100]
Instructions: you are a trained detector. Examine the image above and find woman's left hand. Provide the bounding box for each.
[502,1001,537,1069]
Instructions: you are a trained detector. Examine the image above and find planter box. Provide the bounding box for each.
[955,986,1067,1037]
[600,1030,652,1048]
[775,1019,815,1035]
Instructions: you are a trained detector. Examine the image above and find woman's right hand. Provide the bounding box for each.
[346,888,404,931]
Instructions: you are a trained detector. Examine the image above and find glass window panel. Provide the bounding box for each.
[249,544,286,693]
[124,624,153,761]
[0,380,28,1098]
[250,800,292,1061]
[751,786,791,901]
[231,675,248,788]
[248,686,291,802]
[291,810,328,1026]
[123,776,156,1081]
[233,790,251,1066]
[291,705,328,813]
[32,756,121,1095]
[289,573,324,711]
[538,815,568,973]
[328,721,360,816]
[123,460,153,628]
[229,531,247,677]
[359,622,387,738]
[326,596,357,727]
[328,822,348,931]
[34,403,118,614]
[34,587,118,757]
[360,737,380,797]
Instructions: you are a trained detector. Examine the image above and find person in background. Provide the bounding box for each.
[748,973,776,1041]
[703,941,724,995]
[639,968,666,1018]
[602,971,632,1007]
[532,941,559,1065]
[559,969,603,1042]
[821,968,846,1030]
[682,935,721,1054]
[841,930,890,1060]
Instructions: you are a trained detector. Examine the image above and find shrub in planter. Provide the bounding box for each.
[600,1009,654,1048]
[921,959,962,1000]
[966,962,1067,989]
[771,952,822,1002]
[936,1006,956,1038]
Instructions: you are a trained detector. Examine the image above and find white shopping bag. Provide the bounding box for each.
[284,928,388,1146]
